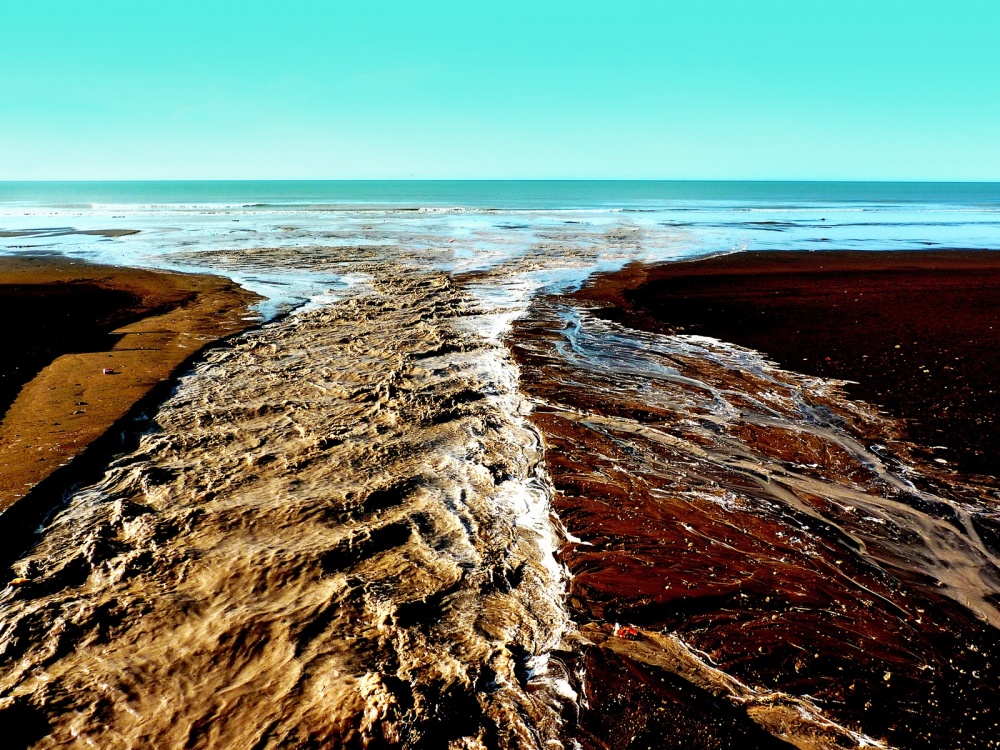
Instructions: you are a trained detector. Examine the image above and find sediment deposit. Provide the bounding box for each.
[2,247,999,749]
[0,269,571,748]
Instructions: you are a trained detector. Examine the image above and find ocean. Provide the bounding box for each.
[2,180,1000,317]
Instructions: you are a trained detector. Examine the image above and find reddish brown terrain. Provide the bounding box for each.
[577,250,1000,477]
[511,250,1000,749]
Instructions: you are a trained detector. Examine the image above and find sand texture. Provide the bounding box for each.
[507,251,1000,749]
[0,268,570,749]
[0,257,260,517]
[579,250,1000,477]
[2,247,999,749]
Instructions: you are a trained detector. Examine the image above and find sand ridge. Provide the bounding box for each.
[0,256,261,517]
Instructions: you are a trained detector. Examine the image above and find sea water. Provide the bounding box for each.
[1,180,999,317]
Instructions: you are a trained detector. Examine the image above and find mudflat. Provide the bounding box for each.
[577,250,1000,477]
[0,256,260,518]
[509,249,1000,749]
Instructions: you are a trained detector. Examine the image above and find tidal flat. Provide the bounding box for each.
[1,186,999,748]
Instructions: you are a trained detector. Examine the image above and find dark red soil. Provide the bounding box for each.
[576,250,1000,478]
[509,250,1000,750]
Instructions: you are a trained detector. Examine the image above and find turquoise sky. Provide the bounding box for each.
[2,1,999,180]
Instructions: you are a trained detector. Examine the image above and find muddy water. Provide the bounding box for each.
[510,298,1000,750]
[0,269,571,748]
[2,244,999,749]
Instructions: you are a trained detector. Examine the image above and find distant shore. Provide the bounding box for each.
[0,256,260,526]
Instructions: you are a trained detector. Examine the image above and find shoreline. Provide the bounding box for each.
[0,256,261,536]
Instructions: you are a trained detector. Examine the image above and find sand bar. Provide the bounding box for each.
[0,256,260,523]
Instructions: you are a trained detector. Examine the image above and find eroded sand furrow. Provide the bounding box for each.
[0,269,571,749]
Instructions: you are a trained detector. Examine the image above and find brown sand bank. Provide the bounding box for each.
[510,250,1000,749]
[575,249,1000,477]
[0,256,260,520]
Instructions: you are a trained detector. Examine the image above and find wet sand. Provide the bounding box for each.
[4,243,1000,749]
[0,256,260,534]
[510,250,1000,749]
[0,268,569,749]
[576,250,1000,478]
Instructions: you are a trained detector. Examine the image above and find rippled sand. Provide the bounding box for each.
[0,268,570,748]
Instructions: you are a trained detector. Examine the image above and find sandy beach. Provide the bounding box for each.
[0,257,260,554]
[5,0,1000,741]
[1,239,998,749]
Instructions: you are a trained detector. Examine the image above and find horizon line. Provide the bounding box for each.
[3,178,1000,184]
